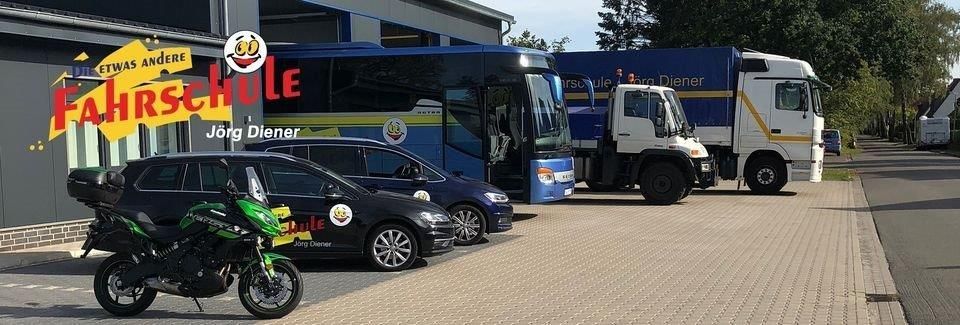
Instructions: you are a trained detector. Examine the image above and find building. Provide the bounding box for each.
[0,0,514,250]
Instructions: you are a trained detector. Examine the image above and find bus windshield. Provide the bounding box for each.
[664,90,691,137]
[527,73,572,152]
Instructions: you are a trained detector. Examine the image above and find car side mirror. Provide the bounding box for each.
[324,186,346,201]
[411,173,429,186]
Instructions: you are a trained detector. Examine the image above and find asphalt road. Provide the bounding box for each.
[843,138,960,324]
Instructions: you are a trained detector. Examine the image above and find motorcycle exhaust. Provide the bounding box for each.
[143,278,183,295]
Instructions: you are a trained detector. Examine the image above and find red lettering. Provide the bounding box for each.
[78,98,101,125]
[53,86,79,131]
[283,68,300,98]
[183,83,205,112]
[134,90,158,118]
[159,86,180,115]
[104,79,128,122]
[265,56,280,100]
[237,74,260,105]
[209,64,232,108]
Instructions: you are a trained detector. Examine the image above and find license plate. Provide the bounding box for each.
[792,161,811,169]
[564,188,573,196]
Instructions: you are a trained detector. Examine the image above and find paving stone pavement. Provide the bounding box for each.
[266,180,902,325]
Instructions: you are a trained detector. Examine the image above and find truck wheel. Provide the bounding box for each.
[746,157,787,194]
[586,180,618,192]
[680,185,693,199]
[640,162,685,205]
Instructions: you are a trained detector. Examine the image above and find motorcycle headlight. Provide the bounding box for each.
[419,212,450,224]
[484,192,510,203]
[256,211,276,226]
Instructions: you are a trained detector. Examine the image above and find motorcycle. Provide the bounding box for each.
[67,159,302,319]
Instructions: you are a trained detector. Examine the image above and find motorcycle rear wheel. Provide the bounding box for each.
[94,253,157,316]
[238,259,303,319]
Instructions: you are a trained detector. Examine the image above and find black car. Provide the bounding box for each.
[246,137,514,245]
[116,152,455,271]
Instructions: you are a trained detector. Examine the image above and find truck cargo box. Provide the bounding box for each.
[556,48,740,128]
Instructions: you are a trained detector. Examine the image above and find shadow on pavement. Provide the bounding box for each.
[1,255,103,275]
[557,197,661,206]
[693,190,798,197]
[865,170,960,181]
[0,304,251,321]
[512,213,537,222]
[867,198,960,212]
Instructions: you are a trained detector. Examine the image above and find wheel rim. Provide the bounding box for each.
[652,174,672,194]
[373,229,412,268]
[452,210,481,242]
[246,264,297,311]
[757,167,776,185]
[102,260,145,307]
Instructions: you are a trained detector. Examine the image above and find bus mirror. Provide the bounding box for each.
[584,77,595,111]
[656,102,665,118]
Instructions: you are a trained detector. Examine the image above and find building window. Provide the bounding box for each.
[380,22,437,48]
[62,78,189,169]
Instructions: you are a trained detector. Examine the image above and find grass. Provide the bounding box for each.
[841,146,863,158]
[822,168,856,181]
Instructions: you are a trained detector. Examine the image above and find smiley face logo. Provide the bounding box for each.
[329,204,353,227]
[223,31,267,74]
[413,190,431,201]
[382,118,407,144]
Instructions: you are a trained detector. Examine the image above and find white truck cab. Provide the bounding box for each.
[568,77,717,205]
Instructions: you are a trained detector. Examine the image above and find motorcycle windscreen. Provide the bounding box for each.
[245,167,269,206]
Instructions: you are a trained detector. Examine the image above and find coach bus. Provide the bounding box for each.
[262,43,575,203]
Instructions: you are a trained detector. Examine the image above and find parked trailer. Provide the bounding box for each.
[918,78,959,149]
[557,48,827,194]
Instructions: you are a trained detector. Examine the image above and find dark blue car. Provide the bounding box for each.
[823,129,842,156]
[246,137,513,245]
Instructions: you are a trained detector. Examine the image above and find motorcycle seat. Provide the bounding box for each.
[113,209,182,244]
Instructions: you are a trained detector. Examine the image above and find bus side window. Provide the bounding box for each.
[443,88,483,158]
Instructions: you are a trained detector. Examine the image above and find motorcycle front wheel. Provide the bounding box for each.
[94,253,157,316]
[238,259,303,319]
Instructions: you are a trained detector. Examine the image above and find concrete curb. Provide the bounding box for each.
[853,176,908,324]
[0,242,108,271]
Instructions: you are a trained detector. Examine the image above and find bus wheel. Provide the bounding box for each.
[746,157,787,194]
[640,162,684,205]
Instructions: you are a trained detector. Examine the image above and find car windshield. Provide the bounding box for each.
[664,90,691,137]
[527,73,572,152]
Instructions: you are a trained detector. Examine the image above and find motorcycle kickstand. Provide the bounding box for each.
[192,297,204,312]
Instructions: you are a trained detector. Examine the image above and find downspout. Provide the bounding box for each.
[500,21,512,45]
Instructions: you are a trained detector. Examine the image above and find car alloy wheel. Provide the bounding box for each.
[373,229,412,268]
[452,209,481,243]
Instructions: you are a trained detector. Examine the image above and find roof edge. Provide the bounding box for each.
[440,0,515,24]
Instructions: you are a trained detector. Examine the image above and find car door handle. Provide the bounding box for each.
[618,132,631,136]
[771,129,782,134]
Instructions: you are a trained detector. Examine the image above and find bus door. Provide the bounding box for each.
[483,85,527,198]
[442,88,485,179]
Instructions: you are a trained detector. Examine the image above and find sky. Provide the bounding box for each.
[475,0,960,78]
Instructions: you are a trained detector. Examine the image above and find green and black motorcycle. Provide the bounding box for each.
[67,159,302,319]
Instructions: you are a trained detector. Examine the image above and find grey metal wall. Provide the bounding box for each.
[0,0,261,228]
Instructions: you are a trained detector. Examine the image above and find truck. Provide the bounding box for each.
[556,47,827,194]
[561,75,717,204]
[917,78,959,149]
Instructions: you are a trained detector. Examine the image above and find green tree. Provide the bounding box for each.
[596,0,648,50]
[628,0,960,143]
[507,29,572,53]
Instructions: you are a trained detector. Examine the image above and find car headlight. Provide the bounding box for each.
[484,192,509,203]
[537,167,555,185]
[419,212,450,223]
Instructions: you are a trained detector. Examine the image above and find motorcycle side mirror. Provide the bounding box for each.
[690,123,697,131]
[411,173,429,186]
[216,158,229,170]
